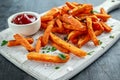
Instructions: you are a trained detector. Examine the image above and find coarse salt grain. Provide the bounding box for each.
[67,67,73,71]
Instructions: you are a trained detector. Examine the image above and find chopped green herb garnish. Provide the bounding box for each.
[101,46,105,49]
[99,40,102,45]
[112,0,115,2]
[87,51,94,55]
[51,47,57,52]
[55,66,60,69]
[58,54,66,60]
[109,35,114,38]
[46,51,50,53]
[90,10,99,14]
[111,25,114,27]
[48,47,51,50]
[42,47,48,50]
[42,51,45,53]
[1,40,8,46]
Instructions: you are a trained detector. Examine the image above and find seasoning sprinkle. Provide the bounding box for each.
[109,35,114,39]
[55,66,60,69]
[99,40,102,45]
[1,40,8,46]
[87,51,94,55]
[51,47,57,52]
[58,53,66,60]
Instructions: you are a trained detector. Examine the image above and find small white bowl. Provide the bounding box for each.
[8,11,41,36]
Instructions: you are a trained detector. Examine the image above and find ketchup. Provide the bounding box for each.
[12,13,37,24]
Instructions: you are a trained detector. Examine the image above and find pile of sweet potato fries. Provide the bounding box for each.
[7,2,112,63]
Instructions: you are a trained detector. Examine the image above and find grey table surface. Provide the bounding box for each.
[0,0,120,80]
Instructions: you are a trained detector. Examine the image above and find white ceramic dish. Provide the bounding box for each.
[0,0,120,80]
[8,11,41,36]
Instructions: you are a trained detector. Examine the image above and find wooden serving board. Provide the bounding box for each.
[1,0,120,79]
[0,18,120,80]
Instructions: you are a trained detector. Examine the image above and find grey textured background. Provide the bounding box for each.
[0,0,120,80]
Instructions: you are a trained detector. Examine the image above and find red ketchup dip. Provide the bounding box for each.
[12,13,37,24]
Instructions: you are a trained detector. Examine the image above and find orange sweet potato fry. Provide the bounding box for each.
[78,30,103,48]
[61,14,86,31]
[42,20,54,46]
[27,52,70,63]
[41,16,53,22]
[67,30,86,40]
[95,14,111,18]
[92,22,104,31]
[100,8,107,14]
[66,1,76,9]
[77,34,89,48]
[71,2,79,6]
[86,17,99,46]
[50,33,87,57]
[51,42,70,54]
[52,27,66,34]
[95,13,111,22]
[100,22,112,32]
[60,5,70,14]
[7,38,34,47]
[55,18,63,28]
[45,8,59,17]
[35,36,42,53]
[69,4,93,16]
[14,34,34,52]
[41,22,48,29]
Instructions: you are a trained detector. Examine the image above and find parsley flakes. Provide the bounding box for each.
[51,47,57,52]
[109,36,114,39]
[1,40,8,46]
[42,46,57,53]
[99,40,102,45]
[55,66,60,69]
[58,53,66,60]
[87,51,94,55]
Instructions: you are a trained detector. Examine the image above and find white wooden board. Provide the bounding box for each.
[0,18,120,80]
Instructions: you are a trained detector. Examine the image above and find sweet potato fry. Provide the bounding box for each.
[61,14,86,31]
[77,34,89,48]
[41,22,48,29]
[41,16,53,22]
[100,22,112,32]
[55,18,63,28]
[14,34,34,52]
[86,17,99,46]
[7,38,34,47]
[70,38,78,44]
[89,15,98,22]
[92,22,104,31]
[78,30,103,48]
[95,14,111,18]
[66,2,76,9]
[52,27,66,34]
[67,30,86,40]
[52,42,70,54]
[100,8,107,14]
[45,8,59,17]
[95,13,111,22]
[50,33,87,57]
[27,52,70,63]
[69,4,93,16]
[71,2,79,6]
[35,36,42,53]
[100,8,108,22]
[60,5,70,14]
[42,20,54,46]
